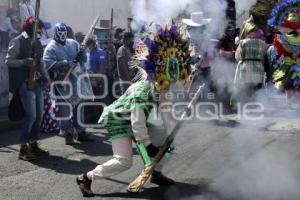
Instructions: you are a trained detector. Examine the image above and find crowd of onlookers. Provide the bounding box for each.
[0,7,19,52]
[2,0,136,160]
[0,0,87,52]
[0,0,35,52]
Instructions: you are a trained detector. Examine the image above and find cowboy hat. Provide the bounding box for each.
[182,12,212,27]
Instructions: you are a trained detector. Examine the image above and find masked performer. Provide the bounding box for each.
[43,23,93,145]
[268,0,300,102]
[76,22,193,197]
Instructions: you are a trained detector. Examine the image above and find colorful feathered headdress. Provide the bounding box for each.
[133,23,193,92]
[268,0,300,29]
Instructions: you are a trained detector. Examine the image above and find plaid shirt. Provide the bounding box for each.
[234,38,268,85]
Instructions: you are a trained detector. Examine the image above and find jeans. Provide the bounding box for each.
[18,82,43,143]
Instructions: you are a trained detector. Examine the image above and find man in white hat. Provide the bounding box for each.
[182,12,215,98]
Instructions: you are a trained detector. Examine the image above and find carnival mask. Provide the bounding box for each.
[284,33,300,45]
[280,12,300,45]
[54,23,67,45]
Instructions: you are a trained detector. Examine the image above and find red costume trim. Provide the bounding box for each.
[273,34,292,57]
[273,34,300,58]
[282,20,300,30]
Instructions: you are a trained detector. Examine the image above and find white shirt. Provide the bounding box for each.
[21,31,30,39]
[19,2,35,22]
[131,106,176,147]
[131,108,151,145]
[0,17,18,33]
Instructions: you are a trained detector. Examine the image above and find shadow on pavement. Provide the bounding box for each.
[97,178,223,200]
[70,132,139,157]
[0,131,54,148]
[28,133,139,175]
[28,133,114,175]
[30,156,99,175]
[70,133,113,157]
[212,119,239,128]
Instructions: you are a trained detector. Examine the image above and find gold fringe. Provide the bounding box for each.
[127,163,156,193]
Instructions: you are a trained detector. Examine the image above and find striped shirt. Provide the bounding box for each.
[234,38,268,85]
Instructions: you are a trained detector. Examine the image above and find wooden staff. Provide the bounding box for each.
[82,15,101,47]
[27,0,41,90]
[62,15,101,82]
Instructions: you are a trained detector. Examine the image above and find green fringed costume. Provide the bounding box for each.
[98,80,155,140]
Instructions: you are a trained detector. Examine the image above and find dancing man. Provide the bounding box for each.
[76,22,193,197]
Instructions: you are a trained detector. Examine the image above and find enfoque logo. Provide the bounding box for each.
[49,74,265,128]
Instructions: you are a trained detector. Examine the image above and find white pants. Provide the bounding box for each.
[87,116,172,181]
[87,137,133,180]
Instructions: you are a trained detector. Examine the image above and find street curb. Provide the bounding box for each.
[0,120,20,132]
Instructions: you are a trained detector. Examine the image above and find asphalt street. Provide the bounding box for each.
[0,113,300,200]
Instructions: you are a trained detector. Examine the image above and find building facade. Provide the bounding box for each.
[0,0,19,21]
[39,0,132,34]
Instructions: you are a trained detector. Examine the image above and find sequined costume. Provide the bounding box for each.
[268,0,300,91]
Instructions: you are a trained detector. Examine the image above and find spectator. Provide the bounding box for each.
[113,27,125,51]
[116,32,134,94]
[0,8,19,51]
[86,38,105,74]
[217,25,238,112]
[5,17,49,161]
[75,32,85,44]
[106,37,118,102]
[66,26,74,39]
[85,38,107,123]
[39,21,52,47]
[19,0,35,23]
[218,25,237,61]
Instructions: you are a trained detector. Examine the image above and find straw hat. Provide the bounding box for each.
[182,12,212,27]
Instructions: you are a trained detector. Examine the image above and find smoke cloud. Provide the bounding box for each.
[130,1,300,200]
[214,81,300,200]
[235,0,257,14]
[130,0,227,37]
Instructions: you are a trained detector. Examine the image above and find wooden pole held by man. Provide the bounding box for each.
[27,0,40,90]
